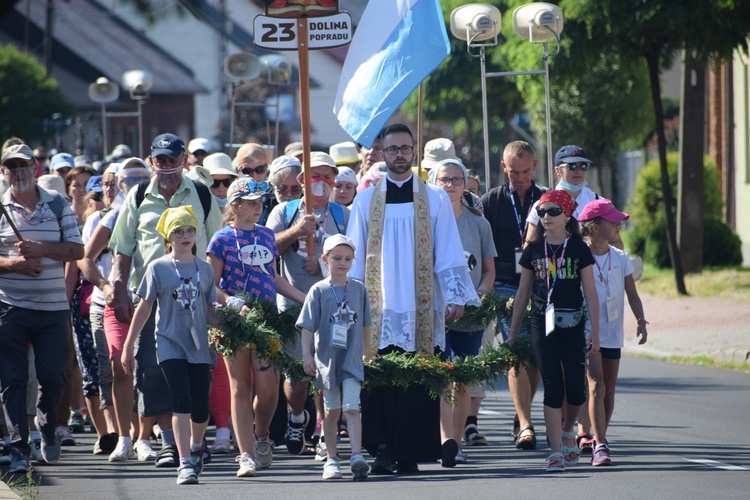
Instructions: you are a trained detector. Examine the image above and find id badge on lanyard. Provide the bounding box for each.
[330,280,350,349]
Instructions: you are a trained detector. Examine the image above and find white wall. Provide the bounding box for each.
[732,52,750,265]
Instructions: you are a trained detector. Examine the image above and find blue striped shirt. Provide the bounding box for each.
[0,186,83,311]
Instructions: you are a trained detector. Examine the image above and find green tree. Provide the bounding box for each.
[0,44,74,144]
[568,0,750,295]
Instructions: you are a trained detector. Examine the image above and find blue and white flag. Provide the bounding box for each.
[333,0,450,147]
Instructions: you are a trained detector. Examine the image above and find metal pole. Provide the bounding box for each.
[274,91,281,158]
[137,99,144,158]
[543,42,554,187]
[101,102,108,160]
[480,46,491,190]
[229,90,236,157]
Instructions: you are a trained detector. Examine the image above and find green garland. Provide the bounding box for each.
[449,291,529,330]
[209,296,536,398]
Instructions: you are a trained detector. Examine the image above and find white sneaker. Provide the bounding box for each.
[314,440,327,462]
[29,440,43,462]
[322,458,342,479]
[235,452,257,477]
[212,438,231,454]
[253,436,273,469]
[135,441,158,462]
[108,441,134,462]
[55,426,76,446]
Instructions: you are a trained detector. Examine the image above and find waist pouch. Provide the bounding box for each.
[555,308,584,329]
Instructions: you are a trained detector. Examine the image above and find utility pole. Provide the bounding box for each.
[44,0,54,73]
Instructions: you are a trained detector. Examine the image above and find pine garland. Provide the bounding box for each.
[209,296,536,398]
[449,291,529,330]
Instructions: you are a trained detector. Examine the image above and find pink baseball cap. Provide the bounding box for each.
[578,198,629,222]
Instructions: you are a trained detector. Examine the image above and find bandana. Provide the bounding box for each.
[156,205,199,240]
[539,190,577,218]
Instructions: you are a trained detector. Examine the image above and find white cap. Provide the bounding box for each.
[428,157,468,185]
[329,141,360,166]
[37,174,66,195]
[322,233,356,257]
[269,155,302,177]
[422,138,456,171]
[335,166,357,185]
[203,153,238,177]
[307,152,339,174]
[188,138,212,154]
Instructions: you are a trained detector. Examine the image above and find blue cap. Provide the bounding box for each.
[50,152,75,171]
[554,145,592,166]
[150,133,185,158]
[86,175,103,193]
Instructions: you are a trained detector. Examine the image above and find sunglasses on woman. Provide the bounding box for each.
[212,178,233,188]
[240,164,268,176]
[536,207,565,217]
[561,162,590,171]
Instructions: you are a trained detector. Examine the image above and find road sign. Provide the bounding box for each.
[253,12,352,50]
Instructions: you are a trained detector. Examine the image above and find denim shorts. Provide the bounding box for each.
[494,282,529,342]
[441,329,484,361]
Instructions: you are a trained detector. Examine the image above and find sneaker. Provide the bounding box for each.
[322,458,342,479]
[314,439,327,462]
[9,449,29,474]
[370,451,393,475]
[591,443,612,466]
[455,447,468,465]
[68,410,85,433]
[441,438,458,468]
[463,423,488,446]
[41,435,61,463]
[190,446,205,475]
[29,439,44,462]
[212,437,231,454]
[155,444,178,468]
[0,447,14,464]
[235,452,257,477]
[176,465,198,485]
[286,410,309,455]
[135,441,158,462]
[350,454,369,481]
[108,441,134,462]
[254,436,274,469]
[55,426,76,446]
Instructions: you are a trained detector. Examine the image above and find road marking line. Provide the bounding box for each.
[684,458,749,471]
[478,409,503,416]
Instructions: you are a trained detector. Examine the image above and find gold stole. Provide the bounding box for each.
[365,176,434,354]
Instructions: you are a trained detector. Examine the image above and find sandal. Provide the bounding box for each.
[514,425,537,450]
[511,413,520,438]
[561,431,580,466]
[546,452,565,472]
[577,432,594,454]
[338,419,348,438]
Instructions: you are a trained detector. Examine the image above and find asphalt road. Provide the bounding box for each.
[8,357,749,500]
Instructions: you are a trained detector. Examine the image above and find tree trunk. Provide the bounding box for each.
[645,49,688,295]
[678,50,705,273]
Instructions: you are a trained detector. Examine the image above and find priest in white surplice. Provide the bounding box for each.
[347,124,480,474]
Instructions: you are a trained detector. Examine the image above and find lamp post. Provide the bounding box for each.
[88,77,119,158]
[450,2,563,189]
[122,70,153,158]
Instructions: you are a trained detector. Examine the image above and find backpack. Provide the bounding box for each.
[47,192,71,242]
[283,198,345,234]
[134,178,212,223]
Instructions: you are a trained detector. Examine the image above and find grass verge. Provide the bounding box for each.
[1,465,39,500]
[635,264,750,301]
[627,352,750,373]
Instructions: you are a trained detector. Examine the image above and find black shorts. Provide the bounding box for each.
[600,347,622,360]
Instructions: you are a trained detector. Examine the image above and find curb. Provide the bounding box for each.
[0,480,21,500]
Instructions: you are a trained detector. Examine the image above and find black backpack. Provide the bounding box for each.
[134,179,212,223]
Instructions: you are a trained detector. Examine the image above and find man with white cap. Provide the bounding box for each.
[203,152,239,212]
[268,155,303,205]
[187,138,212,168]
[266,151,350,456]
[329,141,361,175]
[109,133,221,467]
[0,143,84,472]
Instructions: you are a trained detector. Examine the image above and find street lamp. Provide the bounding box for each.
[122,70,153,157]
[450,2,563,188]
[224,52,292,156]
[88,77,119,158]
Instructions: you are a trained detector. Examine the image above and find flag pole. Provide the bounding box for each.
[417,83,423,177]
[297,17,315,256]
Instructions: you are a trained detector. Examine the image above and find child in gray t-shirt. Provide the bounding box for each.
[297,234,371,481]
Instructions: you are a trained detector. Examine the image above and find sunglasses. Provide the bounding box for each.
[172,227,196,238]
[275,184,302,195]
[120,176,150,187]
[90,192,104,202]
[241,164,268,176]
[536,207,565,217]
[212,178,233,188]
[561,162,590,171]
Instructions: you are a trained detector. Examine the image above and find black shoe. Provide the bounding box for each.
[441,438,458,468]
[99,432,119,455]
[285,410,309,455]
[395,462,419,474]
[370,451,394,475]
[155,444,178,468]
